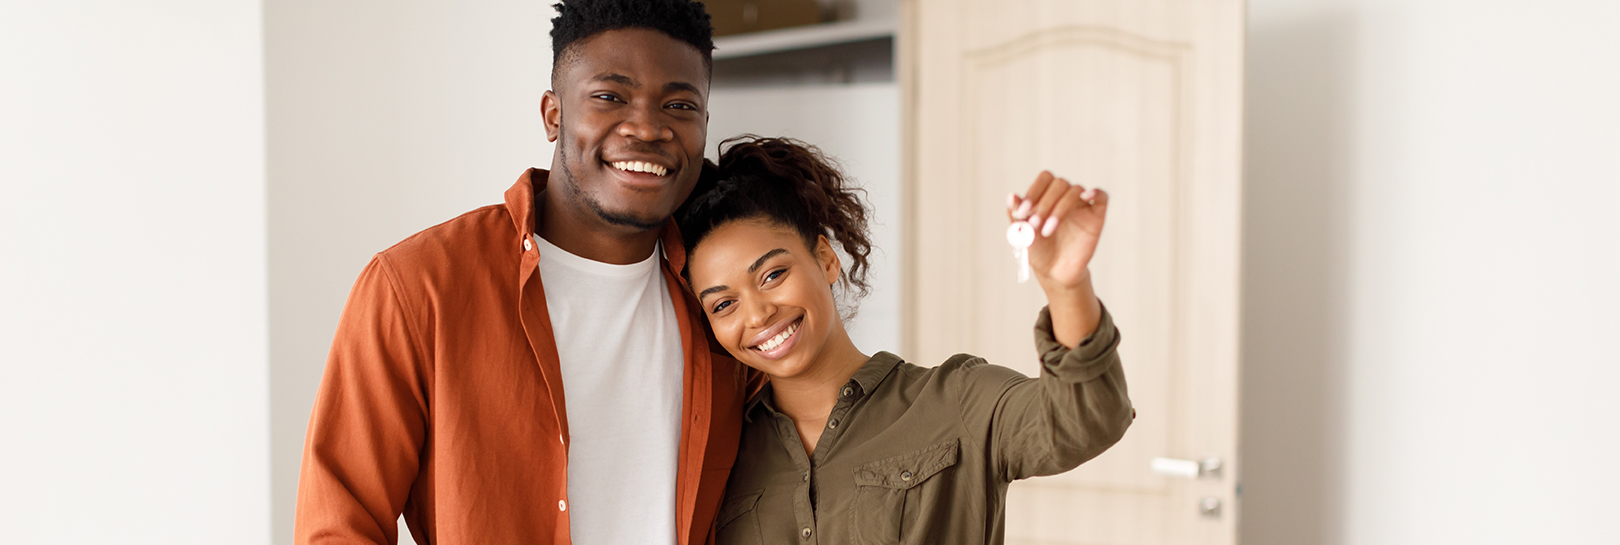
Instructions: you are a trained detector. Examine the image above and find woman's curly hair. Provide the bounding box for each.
[677,135,873,317]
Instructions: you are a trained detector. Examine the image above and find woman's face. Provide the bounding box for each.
[688,218,844,380]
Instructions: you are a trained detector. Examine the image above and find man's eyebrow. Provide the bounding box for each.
[663,81,702,95]
[590,73,638,88]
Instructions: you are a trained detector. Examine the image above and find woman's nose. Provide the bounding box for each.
[743,296,777,329]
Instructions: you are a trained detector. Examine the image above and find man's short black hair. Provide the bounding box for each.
[550,0,715,80]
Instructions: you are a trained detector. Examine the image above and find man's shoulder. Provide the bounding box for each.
[372,203,518,282]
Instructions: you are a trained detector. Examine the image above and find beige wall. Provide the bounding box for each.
[1241,0,1620,543]
[1,1,271,542]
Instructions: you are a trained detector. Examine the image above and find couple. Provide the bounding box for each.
[293,1,1132,544]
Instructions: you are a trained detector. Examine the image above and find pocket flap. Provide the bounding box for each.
[717,489,764,528]
[851,438,960,489]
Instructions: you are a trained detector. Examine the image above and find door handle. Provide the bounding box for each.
[1151,456,1223,479]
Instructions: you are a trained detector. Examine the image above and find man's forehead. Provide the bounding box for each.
[583,71,705,95]
[555,28,709,88]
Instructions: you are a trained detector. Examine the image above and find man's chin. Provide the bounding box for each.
[587,201,669,232]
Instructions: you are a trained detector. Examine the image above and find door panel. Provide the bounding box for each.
[901,1,1243,543]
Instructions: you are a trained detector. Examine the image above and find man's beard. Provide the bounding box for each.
[558,137,665,232]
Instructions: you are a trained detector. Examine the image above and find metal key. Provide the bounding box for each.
[1006,221,1035,283]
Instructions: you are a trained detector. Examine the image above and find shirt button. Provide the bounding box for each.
[558,500,567,511]
[524,238,533,251]
[901,470,913,481]
[802,471,809,482]
[828,419,839,429]
[841,386,854,398]
[801,527,812,538]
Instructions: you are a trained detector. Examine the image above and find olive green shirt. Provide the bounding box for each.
[714,306,1132,545]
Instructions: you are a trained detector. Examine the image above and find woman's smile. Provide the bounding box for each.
[750,317,803,358]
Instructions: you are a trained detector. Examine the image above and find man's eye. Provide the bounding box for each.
[593,94,623,102]
[667,102,698,111]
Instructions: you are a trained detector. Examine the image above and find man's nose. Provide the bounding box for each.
[617,102,673,142]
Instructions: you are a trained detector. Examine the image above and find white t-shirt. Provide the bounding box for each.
[534,234,683,545]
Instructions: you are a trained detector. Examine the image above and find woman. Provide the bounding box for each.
[677,136,1132,544]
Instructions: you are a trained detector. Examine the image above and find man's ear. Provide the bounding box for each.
[815,235,842,286]
[541,90,562,142]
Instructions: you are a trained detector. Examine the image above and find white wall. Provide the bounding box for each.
[1240,1,1620,543]
[0,1,271,543]
[264,2,555,542]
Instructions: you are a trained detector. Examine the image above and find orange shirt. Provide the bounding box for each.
[294,169,756,544]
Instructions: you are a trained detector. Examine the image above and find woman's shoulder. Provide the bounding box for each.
[883,351,1030,392]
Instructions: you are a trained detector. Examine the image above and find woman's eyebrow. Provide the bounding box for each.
[749,248,789,274]
[698,284,729,300]
[698,248,790,301]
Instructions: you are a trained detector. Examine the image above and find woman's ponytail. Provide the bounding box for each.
[677,135,874,312]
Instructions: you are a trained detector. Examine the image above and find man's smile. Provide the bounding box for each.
[608,160,669,177]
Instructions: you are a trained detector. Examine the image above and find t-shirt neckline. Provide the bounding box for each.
[532,233,661,278]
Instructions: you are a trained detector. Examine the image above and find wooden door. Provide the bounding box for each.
[899,0,1244,543]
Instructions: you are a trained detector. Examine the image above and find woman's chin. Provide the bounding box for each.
[739,351,815,382]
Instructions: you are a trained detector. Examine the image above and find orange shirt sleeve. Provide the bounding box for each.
[294,255,431,544]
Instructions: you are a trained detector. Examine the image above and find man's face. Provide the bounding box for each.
[542,28,709,231]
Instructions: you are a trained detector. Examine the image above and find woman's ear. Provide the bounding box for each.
[815,235,842,286]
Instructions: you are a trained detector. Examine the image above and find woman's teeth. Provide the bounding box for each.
[754,321,799,352]
[611,161,668,176]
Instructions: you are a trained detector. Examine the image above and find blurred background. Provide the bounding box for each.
[1,0,1616,544]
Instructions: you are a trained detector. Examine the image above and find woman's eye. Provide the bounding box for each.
[712,300,732,314]
[764,268,786,283]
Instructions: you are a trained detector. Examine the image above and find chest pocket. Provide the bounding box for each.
[714,490,764,545]
[849,438,960,545]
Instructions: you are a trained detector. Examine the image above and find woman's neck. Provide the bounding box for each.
[768,331,869,454]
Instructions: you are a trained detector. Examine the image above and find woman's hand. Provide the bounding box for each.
[1008,171,1108,347]
[1009,171,1109,290]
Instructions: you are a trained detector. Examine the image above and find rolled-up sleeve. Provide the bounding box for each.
[956,304,1133,481]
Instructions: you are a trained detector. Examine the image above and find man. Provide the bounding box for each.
[293,1,753,543]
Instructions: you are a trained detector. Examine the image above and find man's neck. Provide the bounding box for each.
[534,187,664,265]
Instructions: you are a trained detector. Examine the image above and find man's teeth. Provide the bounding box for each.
[611,161,668,177]
[755,321,799,352]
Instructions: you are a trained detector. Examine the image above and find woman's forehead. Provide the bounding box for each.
[692,221,802,272]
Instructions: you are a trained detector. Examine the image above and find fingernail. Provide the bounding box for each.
[1028,215,1042,231]
[1042,217,1059,237]
[1014,199,1033,219]
[1007,193,1017,210]
[1082,188,1096,201]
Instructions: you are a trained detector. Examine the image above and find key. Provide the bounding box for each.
[1007,221,1035,283]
